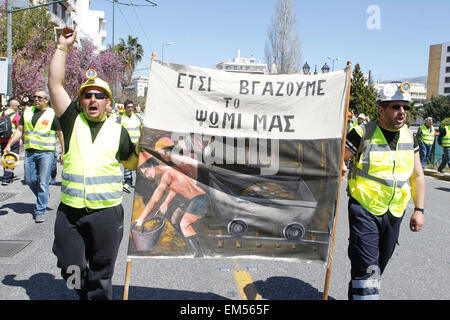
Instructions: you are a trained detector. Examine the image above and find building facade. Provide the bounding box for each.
[46,0,107,50]
[427,41,450,100]
[126,76,149,97]
[216,49,267,74]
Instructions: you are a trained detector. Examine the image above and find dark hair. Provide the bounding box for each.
[139,156,160,169]
[124,99,134,107]
[377,100,390,109]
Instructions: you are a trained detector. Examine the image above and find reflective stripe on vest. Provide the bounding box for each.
[23,106,56,151]
[419,125,435,145]
[348,122,415,217]
[121,113,141,144]
[442,126,450,147]
[61,114,123,209]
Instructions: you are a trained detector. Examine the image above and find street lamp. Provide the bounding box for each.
[327,56,340,72]
[321,63,330,73]
[162,42,173,62]
[302,62,310,74]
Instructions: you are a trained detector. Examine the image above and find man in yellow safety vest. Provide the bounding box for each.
[4,91,64,223]
[437,120,450,173]
[343,82,425,300]
[417,117,435,169]
[120,100,142,193]
[48,29,138,300]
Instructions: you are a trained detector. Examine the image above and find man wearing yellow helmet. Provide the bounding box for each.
[48,28,138,300]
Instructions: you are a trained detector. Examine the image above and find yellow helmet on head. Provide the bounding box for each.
[78,69,112,100]
[2,152,20,169]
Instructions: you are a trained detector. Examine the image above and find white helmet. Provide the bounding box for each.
[358,113,365,119]
[378,82,412,102]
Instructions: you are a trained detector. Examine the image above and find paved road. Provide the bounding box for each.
[0,155,449,301]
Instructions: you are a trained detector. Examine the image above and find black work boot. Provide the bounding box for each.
[185,234,204,258]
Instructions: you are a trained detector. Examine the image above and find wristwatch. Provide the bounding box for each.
[414,207,424,214]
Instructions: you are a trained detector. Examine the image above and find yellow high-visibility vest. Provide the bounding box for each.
[61,114,123,209]
[23,106,56,151]
[121,113,141,144]
[348,121,415,217]
[419,125,435,145]
[441,126,450,147]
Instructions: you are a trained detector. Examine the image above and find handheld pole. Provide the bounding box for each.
[123,258,132,300]
[322,61,352,300]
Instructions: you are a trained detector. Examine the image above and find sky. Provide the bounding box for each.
[90,0,450,82]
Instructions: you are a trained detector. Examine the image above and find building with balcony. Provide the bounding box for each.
[427,41,450,100]
[216,49,267,74]
[125,75,149,97]
[45,0,107,51]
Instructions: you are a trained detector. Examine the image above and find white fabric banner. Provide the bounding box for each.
[144,61,349,140]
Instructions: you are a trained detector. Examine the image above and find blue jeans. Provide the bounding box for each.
[24,150,54,215]
[419,142,433,168]
[438,147,450,172]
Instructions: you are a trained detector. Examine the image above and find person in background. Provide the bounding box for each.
[437,120,450,173]
[4,90,64,223]
[120,100,142,193]
[0,97,21,185]
[417,117,435,169]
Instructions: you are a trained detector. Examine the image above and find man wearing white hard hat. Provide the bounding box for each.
[48,28,138,300]
[357,113,365,125]
[343,82,425,300]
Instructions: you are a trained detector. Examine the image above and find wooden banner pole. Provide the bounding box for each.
[123,258,132,300]
[322,61,352,300]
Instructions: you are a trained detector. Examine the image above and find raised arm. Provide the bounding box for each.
[48,29,78,118]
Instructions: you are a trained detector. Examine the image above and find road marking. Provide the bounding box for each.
[233,270,262,300]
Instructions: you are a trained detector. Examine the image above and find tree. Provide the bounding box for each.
[12,31,54,97]
[422,96,450,123]
[12,34,128,101]
[265,0,302,74]
[0,4,54,56]
[349,63,377,120]
[114,35,144,71]
[113,36,144,100]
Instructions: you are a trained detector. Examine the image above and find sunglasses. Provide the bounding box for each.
[33,95,46,100]
[391,104,411,111]
[83,92,107,99]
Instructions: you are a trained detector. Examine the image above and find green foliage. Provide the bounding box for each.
[441,117,450,129]
[0,5,54,56]
[422,96,450,123]
[406,100,421,126]
[114,35,144,71]
[349,63,377,120]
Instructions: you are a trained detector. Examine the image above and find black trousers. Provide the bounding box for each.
[347,197,403,300]
[52,203,124,300]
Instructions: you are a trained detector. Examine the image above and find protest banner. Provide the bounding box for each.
[124,60,351,299]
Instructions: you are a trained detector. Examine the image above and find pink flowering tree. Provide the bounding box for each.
[12,33,128,101]
[12,30,54,97]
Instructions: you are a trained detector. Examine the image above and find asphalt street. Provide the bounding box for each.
[0,150,449,301]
